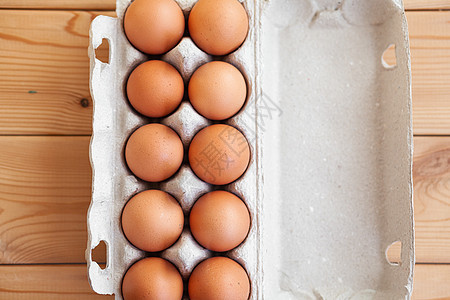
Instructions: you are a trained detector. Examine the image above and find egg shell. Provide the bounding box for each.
[190,190,250,252]
[122,257,183,300]
[127,60,184,118]
[189,61,247,120]
[189,124,250,185]
[188,256,250,300]
[188,0,249,56]
[124,0,185,55]
[121,190,184,252]
[125,123,183,182]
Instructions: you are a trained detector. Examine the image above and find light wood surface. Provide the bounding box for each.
[408,11,450,135]
[413,264,450,299]
[414,136,450,264]
[405,0,450,10]
[0,136,96,264]
[0,0,448,299]
[0,264,113,299]
[0,10,113,135]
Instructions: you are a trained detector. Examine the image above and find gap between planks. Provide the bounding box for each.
[0,0,448,10]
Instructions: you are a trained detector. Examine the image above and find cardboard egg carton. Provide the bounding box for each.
[87,0,414,299]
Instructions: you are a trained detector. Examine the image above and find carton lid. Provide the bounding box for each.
[258,0,414,298]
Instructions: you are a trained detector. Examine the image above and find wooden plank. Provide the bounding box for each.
[0,136,100,264]
[0,263,447,299]
[0,11,449,135]
[407,11,450,135]
[0,264,114,299]
[0,0,115,10]
[413,264,450,299]
[414,137,450,263]
[0,135,448,264]
[405,0,450,10]
[0,10,114,135]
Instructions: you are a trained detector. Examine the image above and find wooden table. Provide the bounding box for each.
[0,0,449,299]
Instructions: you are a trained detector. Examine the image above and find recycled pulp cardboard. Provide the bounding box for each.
[87,0,414,298]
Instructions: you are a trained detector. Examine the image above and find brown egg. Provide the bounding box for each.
[188,257,250,300]
[190,191,250,252]
[189,61,246,120]
[124,0,185,55]
[125,124,183,182]
[189,124,250,185]
[122,257,183,300]
[188,0,249,55]
[121,190,184,252]
[127,60,184,118]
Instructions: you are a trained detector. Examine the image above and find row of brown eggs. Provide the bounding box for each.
[123,256,250,299]
[127,60,247,121]
[124,0,248,56]
[121,190,250,253]
[121,190,251,299]
[119,0,252,299]
[125,122,250,184]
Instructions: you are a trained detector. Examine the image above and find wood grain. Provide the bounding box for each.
[408,11,450,135]
[0,264,113,299]
[413,136,450,263]
[0,136,99,264]
[0,10,113,135]
[412,264,450,299]
[0,0,115,10]
[405,0,450,10]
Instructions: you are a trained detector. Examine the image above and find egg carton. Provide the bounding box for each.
[87,0,259,298]
[87,0,414,299]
